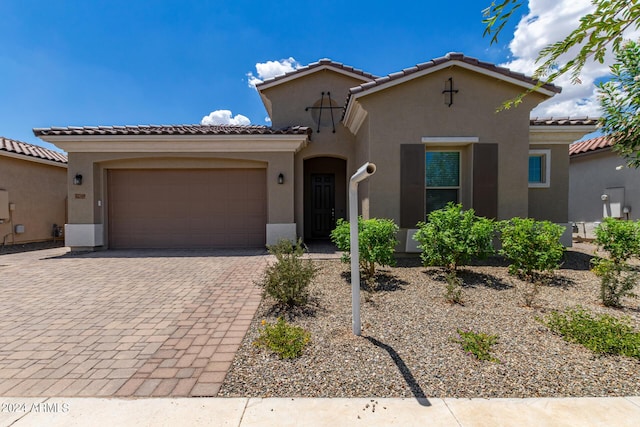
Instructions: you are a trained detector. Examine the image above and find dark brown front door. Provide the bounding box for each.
[310,174,335,239]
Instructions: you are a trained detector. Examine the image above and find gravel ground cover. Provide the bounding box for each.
[219,243,640,398]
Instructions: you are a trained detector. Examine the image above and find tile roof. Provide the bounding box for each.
[530,117,600,126]
[33,124,312,137]
[255,58,378,88]
[348,52,562,96]
[0,136,67,164]
[569,135,613,156]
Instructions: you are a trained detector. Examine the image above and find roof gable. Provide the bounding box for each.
[256,59,377,91]
[347,52,560,100]
[343,53,563,134]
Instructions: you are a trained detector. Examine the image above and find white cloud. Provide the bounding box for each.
[503,0,640,118]
[264,116,272,123]
[246,57,302,88]
[201,110,250,126]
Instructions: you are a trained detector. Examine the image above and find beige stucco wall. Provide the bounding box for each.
[0,155,67,244]
[528,144,570,223]
[354,116,371,218]
[260,70,368,236]
[570,149,640,223]
[355,66,546,226]
[66,151,296,248]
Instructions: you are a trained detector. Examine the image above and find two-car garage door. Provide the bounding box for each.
[107,169,266,249]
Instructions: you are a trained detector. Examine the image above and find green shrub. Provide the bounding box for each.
[594,218,640,264]
[254,317,311,359]
[591,258,638,307]
[499,218,565,279]
[413,203,495,272]
[591,218,640,307]
[540,306,640,359]
[451,329,499,362]
[259,239,317,306]
[330,217,399,278]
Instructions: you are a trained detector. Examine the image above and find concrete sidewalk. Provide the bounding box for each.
[2,396,639,426]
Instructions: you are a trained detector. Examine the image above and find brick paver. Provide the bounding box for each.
[0,247,268,397]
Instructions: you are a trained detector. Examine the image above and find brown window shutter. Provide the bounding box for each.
[400,144,425,228]
[472,143,498,218]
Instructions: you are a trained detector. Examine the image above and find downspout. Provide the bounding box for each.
[349,162,376,336]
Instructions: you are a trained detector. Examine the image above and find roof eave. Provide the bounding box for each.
[343,100,367,135]
[529,124,598,144]
[36,133,310,154]
[0,149,68,168]
[570,146,613,158]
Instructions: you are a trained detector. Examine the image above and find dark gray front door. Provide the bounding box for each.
[310,174,335,239]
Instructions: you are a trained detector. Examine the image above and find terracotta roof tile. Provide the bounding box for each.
[0,136,67,164]
[348,52,562,97]
[255,58,377,88]
[569,135,613,156]
[530,117,600,126]
[33,124,312,137]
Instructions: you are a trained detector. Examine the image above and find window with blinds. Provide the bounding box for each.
[425,151,460,215]
[528,155,543,183]
[528,149,551,188]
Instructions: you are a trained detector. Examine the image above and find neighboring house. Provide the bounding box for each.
[0,137,68,246]
[569,135,640,238]
[34,53,596,252]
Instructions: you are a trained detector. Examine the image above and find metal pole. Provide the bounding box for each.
[348,162,376,336]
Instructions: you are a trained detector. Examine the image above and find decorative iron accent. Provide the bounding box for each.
[442,77,458,107]
[305,91,342,133]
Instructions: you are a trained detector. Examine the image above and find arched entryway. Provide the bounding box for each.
[304,157,347,240]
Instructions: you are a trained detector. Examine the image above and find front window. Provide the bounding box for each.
[528,155,543,183]
[425,151,460,215]
[528,149,551,188]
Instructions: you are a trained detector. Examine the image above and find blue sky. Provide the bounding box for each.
[0,1,615,151]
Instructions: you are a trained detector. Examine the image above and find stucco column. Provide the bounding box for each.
[65,153,104,248]
[266,152,297,245]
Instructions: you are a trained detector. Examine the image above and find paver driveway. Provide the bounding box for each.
[0,247,268,397]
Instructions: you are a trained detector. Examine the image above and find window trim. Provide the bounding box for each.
[425,149,462,215]
[528,149,551,188]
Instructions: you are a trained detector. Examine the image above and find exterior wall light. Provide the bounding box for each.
[73,174,83,185]
[278,173,284,185]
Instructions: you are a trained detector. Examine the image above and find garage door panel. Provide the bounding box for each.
[245,198,268,214]
[108,169,266,248]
